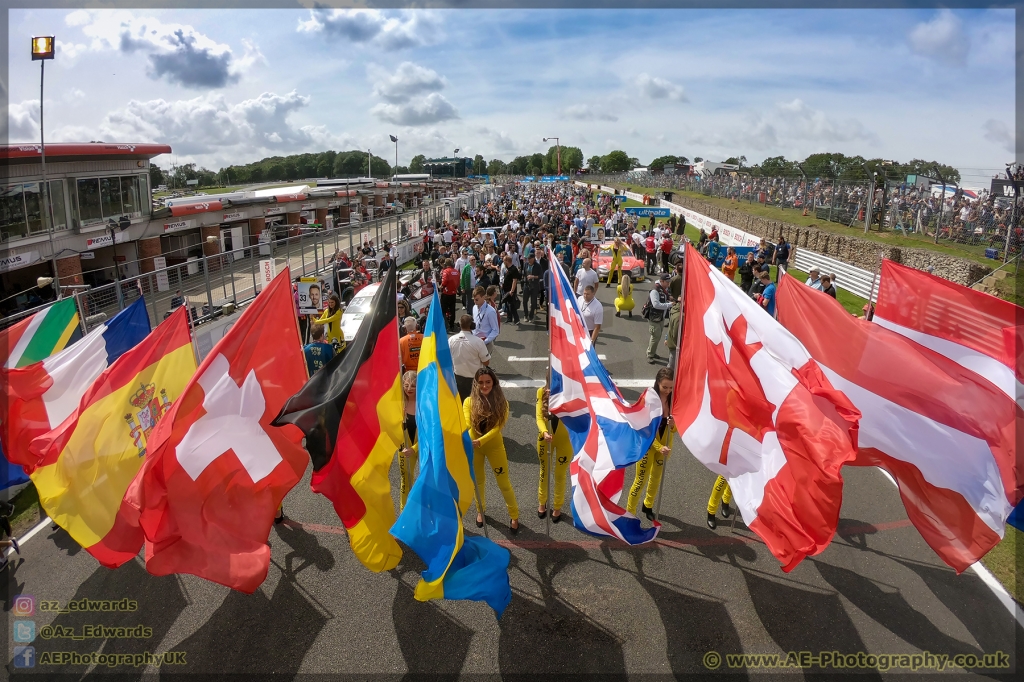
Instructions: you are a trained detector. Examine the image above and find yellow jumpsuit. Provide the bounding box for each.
[707,475,733,515]
[606,246,624,284]
[614,282,635,313]
[316,307,346,351]
[463,397,519,519]
[398,414,418,510]
[535,387,572,510]
[626,419,675,515]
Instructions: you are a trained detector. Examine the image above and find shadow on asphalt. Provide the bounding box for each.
[47,525,83,557]
[740,568,884,682]
[392,579,472,681]
[274,521,335,576]
[656,513,758,564]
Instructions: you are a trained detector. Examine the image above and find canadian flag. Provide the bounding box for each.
[673,243,861,571]
[125,269,309,593]
[779,269,1022,572]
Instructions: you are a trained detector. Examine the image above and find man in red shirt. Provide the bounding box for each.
[644,233,658,275]
[660,234,675,274]
[440,258,461,333]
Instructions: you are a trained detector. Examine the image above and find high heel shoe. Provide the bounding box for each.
[476,515,484,528]
[274,509,285,525]
[641,503,655,521]
[551,511,562,524]
[537,508,548,519]
[721,502,732,519]
[510,519,519,535]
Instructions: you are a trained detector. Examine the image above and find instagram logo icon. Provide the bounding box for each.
[12,595,35,617]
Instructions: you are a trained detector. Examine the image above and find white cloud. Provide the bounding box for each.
[56,40,89,63]
[983,120,1014,154]
[63,9,251,88]
[475,126,519,153]
[297,9,442,51]
[637,73,687,101]
[908,10,969,66]
[561,104,617,122]
[371,93,459,126]
[776,99,873,144]
[371,62,446,103]
[7,101,40,141]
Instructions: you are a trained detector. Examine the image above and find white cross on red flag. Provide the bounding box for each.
[124,268,309,593]
[673,243,861,571]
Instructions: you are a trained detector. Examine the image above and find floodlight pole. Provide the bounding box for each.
[34,38,60,298]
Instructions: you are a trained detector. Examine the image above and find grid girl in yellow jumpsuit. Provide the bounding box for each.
[398,371,419,510]
[606,237,625,286]
[316,294,346,351]
[536,383,572,522]
[464,367,520,533]
[626,369,675,520]
[706,476,733,529]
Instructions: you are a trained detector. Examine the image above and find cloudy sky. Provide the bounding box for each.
[6,6,1015,188]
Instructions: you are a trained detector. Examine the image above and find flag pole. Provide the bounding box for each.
[868,249,883,310]
[654,243,687,525]
[544,242,556,535]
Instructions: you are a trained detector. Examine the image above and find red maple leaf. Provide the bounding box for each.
[705,312,777,466]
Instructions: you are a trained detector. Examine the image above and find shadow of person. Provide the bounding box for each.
[32,559,188,682]
[834,517,879,550]
[494,340,525,350]
[813,559,983,659]
[160,572,329,678]
[656,513,758,564]
[274,521,335,575]
[2,557,27,613]
[740,567,883,682]
[889,556,1024,667]
[46,525,82,557]
[392,578,473,681]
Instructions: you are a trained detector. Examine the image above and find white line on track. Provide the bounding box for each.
[4,516,52,558]
[507,355,606,362]
[875,468,1024,630]
[500,379,653,389]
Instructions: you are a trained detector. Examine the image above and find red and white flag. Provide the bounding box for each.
[874,259,1023,408]
[125,269,309,593]
[673,243,861,571]
[779,273,1022,573]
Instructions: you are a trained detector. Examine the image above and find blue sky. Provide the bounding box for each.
[6,7,1015,188]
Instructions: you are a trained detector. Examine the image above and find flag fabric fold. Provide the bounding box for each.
[272,267,405,572]
[125,269,309,593]
[2,297,81,369]
[777,275,1021,573]
[673,243,861,572]
[546,247,663,545]
[1,297,151,472]
[27,308,196,567]
[390,291,512,617]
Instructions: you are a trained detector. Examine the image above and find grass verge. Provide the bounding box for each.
[980,525,1023,606]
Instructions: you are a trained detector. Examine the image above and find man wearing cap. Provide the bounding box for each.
[805,267,824,291]
[646,274,673,364]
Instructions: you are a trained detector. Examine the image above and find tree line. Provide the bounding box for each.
[150,147,962,190]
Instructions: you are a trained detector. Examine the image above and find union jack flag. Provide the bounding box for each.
[547,247,664,544]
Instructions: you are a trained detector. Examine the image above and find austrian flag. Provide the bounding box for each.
[673,243,861,571]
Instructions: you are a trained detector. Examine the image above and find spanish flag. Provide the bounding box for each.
[272,267,405,572]
[28,307,197,567]
[389,290,511,617]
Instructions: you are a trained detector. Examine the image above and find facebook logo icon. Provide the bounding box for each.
[13,645,35,668]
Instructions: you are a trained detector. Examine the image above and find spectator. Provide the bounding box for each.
[399,317,424,373]
[721,247,739,281]
[805,267,823,290]
[501,255,521,324]
[773,237,791,282]
[523,252,545,323]
[757,271,777,317]
[705,234,721,264]
[573,257,599,295]
[645,274,673,364]
[577,284,604,345]
[644,232,658,274]
[449,314,491,402]
[303,323,335,375]
[472,286,500,353]
[659,233,674,274]
[440,258,461,332]
[820,274,837,299]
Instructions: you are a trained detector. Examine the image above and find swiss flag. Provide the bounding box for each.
[673,243,861,571]
[125,269,309,593]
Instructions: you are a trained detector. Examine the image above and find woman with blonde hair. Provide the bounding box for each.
[464,366,520,533]
[536,377,572,522]
[606,236,625,287]
[614,273,635,318]
[398,370,419,510]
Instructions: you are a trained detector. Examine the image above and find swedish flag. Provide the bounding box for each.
[390,291,511,617]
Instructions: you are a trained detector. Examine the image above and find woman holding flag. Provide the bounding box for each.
[626,369,675,521]
[316,294,346,352]
[536,379,571,522]
[464,367,520,533]
[398,370,420,511]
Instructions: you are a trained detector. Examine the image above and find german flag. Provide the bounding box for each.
[272,266,404,572]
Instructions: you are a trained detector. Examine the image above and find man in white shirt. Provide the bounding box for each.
[577,284,604,344]
[805,267,824,291]
[449,314,491,401]
[443,227,454,245]
[574,258,599,296]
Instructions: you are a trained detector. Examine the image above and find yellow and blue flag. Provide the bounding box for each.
[390,290,511,617]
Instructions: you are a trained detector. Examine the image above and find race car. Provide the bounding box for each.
[594,241,646,282]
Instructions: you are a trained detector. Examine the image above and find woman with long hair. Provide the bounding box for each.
[606,236,625,287]
[398,370,419,510]
[614,273,635,318]
[464,366,520,533]
[626,368,675,520]
[536,377,572,522]
[316,293,346,352]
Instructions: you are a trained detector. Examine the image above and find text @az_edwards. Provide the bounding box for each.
[702,650,1011,672]
[39,624,153,640]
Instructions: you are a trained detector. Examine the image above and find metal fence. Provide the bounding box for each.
[0,203,452,335]
[585,172,1022,262]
